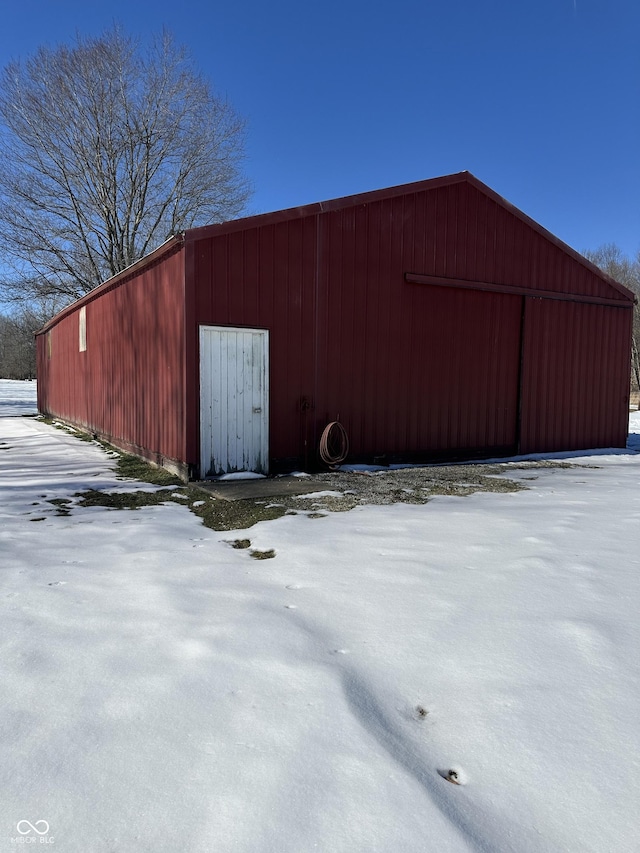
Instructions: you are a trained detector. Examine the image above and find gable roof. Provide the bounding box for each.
[185,171,636,305]
[37,171,636,336]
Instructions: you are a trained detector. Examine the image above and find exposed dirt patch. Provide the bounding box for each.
[75,488,183,511]
[185,461,577,530]
[47,497,73,516]
[249,548,276,560]
[40,417,584,532]
[227,538,251,549]
[64,462,538,531]
[187,495,286,531]
[114,454,183,487]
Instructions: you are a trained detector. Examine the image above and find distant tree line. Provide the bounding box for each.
[0,307,41,379]
[0,294,65,379]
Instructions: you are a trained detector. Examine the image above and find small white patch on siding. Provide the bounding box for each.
[79,306,87,352]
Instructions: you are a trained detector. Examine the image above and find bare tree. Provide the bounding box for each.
[0,27,250,303]
[584,243,640,398]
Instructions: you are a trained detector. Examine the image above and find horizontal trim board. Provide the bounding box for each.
[405,273,635,309]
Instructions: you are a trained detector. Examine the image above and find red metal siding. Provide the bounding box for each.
[37,246,187,466]
[185,216,320,466]
[314,205,523,459]
[38,173,634,476]
[186,176,630,471]
[519,299,632,453]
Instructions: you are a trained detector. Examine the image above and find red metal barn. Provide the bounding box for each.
[36,172,636,479]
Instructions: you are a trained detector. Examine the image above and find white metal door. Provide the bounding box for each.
[199,325,269,476]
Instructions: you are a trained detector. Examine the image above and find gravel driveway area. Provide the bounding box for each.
[190,459,581,530]
[270,459,576,511]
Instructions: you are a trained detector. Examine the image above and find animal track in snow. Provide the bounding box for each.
[438,766,468,785]
[283,610,492,850]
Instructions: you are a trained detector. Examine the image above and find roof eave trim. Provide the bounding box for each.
[184,172,472,242]
[184,171,635,304]
[35,234,185,335]
[461,174,637,304]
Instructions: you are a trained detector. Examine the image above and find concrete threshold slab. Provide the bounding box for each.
[193,477,323,501]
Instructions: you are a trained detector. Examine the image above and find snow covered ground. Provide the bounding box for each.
[0,378,38,416]
[1,380,639,852]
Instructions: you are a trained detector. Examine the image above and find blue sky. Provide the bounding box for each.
[0,0,638,258]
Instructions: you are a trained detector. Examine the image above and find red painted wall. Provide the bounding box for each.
[520,298,632,453]
[38,245,187,468]
[37,174,634,476]
[184,176,633,470]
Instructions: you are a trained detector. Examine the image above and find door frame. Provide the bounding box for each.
[199,324,269,477]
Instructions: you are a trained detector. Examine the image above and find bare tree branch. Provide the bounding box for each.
[0,26,251,303]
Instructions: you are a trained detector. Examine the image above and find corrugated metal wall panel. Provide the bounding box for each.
[185,177,633,472]
[310,206,522,459]
[520,299,631,453]
[37,247,187,466]
[189,216,320,466]
[39,173,633,477]
[190,183,541,469]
